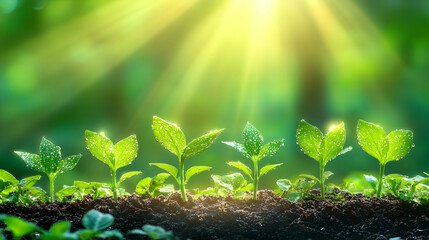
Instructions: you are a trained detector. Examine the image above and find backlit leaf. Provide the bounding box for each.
[14,151,44,173]
[222,141,250,158]
[296,120,323,160]
[385,130,413,163]
[320,122,346,165]
[152,116,186,157]
[185,166,211,183]
[150,173,170,192]
[40,137,61,173]
[324,171,334,181]
[182,129,224,160]
[85,130,114,167]
[20,175,41,187]
[299,174,320,183]
[364,174,378,190]
[59,154,82,174]
[0,215,40,238]
[114,135,138,169]
[243,122,263,156]
[135,177,151,195]
[149,163,178,182]
[118,171,142,185]
[212,173,247,191]
[49,221,71,234]
[259,163,283,177]
[227,161,253,180]
[258,139,285,159]
[0,169,18,184]
[357,120,388,162]
[276,179,292,192]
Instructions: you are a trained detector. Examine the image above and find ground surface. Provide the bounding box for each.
[1,190,429,240]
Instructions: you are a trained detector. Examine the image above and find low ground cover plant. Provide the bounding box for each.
[135,173,174,197]
[150,116,224,202]
[357,120,414,197]
[223,122,285,199]
[14,137,82,202]
[85,131,141,201]
[296,120,351,198]
[0,169,46,205]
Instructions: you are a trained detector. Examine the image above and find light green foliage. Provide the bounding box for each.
[129,224,179,240]
[223,122,285,199]
[56,181,112,201]
[14,138,81,202]
[357,120,414,197]
[136,173,174,197]
[151,116,224,202]
[276,178,317,202]
[77,210,123,240]
[85,131,140,201]
[296,120,351,198]
[0,169,47,205]
[211,173,253,198]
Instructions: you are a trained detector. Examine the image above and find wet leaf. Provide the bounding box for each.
[227,161,253,180]
[40,137,61,173]
[222,141,250,158]
[152,116,186,157]
[20,175,41,187]
[297,120,323,160]
[59,154,82,174]
[386,130,413,163]
[276,179,292,192]
[14,151,43,173]
[259,163,283,177]
[324,171,334,181]
[320,122,346,165]
[212,173,247,192]
[258,139,285,159]
[85,131,114,167]
[114,135,138,169]
[182,129,224,160]
[185,166,211,183]
[150,163,178,182]
[357,120,388,162]
[364,174,378,190]
[243,122,264,156]
[299,174,320,183]
[135,177,151,195]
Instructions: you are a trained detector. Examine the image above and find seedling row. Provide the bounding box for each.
[1,116,423,205]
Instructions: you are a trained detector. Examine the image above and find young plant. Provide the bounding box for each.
[56,181,112,201]
[357,120,414,197]
[136,173,174,197]
[296,120,351,198]
[211,173,253,198]
[129,225,179,240]
[76,210,123,240]
[276,178,317,202]
[151,116,224,202]
[85,131,141,201]
[14,137,82,202]
[0,169,47,205]
[223,122,285,199]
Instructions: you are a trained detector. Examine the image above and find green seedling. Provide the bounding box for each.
[357,120,414,197]
[223,122,284,199]
[14,137,82,202]
[400,175,429,201]
[384,174,405,197]
[136,173,174,197]
[129,225,180,240]
[85,131,141,201]
[151,116,224,202]
[0,169,47,205]
[276,178,317,202]
[296,120,351,198]
[56,181,112,201]
[76,210,123,240]
[211,173,253,198]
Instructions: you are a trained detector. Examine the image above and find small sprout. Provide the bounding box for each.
[211,173,253,198]
[14,137,82,202]
[223,122,285,199]
[296,120,351,198]
[76,209,124,239]
[357,120,414,197]
[151,116,224,202]
[276,178,316,202]
[0,169,47,205]
[85,131,141,201]
[129,224,179,240]
[136,173,174,197]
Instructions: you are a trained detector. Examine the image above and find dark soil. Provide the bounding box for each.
[1,190,429,240]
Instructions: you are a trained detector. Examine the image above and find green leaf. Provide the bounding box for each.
[338,146,352,156]
[99,230,124,239]
[152,116,186,157]
[56,186,78,198]
[185,166,211,183]
[135,177,151,195]
[142,224,178,240]
[149,163,178,182]
[40,137,61,173]
[85,130,114,168]
[227,161,253,180]
[49,221,71,234]
[385,130,413,162]
[58,154,82,175]
[74,181,91,192]
[14,151,44,173]
[364,174,378,190]
[82,210,114,231]
[222,141,250,158]
[150,173,170,192]
[0,215,41,238]
[324,171,334,181]
[157,184,174,196]
[114,135,138,169]
[259,163,283,177]
[296,120,323,160]
[258,139,285,159]
[320,122,346,165]
[243,122,264,156]
[118,171,142,185]
[276,179,292,192]
[0,169,18,184]
[285,192,301,202]
[299,174,320,183]
[357,120,388,162]
[212,173,247,192]
[20,175,41,187]
[182,129,224,161]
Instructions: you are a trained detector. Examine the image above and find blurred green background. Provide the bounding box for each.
[1,0,429,193]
